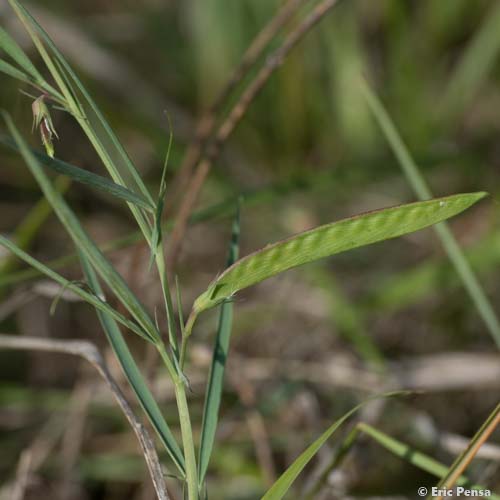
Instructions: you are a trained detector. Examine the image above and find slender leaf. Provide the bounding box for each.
[0,136,155,212]
[357,423,500,499]
[150,118,178,357]
[0,25,43,81]
[262,392,406,500]
[78,252,185,475]
[0,58,31,83]
[3,112,159,343]
[361,79,500,349]
[188,192,487,330]
[0,234,150,341]
[198,206,240,484]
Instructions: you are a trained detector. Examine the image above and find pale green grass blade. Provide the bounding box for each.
[79,252,185,475]
[262,392,406,500]
[189,193,487,328]
[435,403,500,495]
[198,207,240,485]
[3,112,159,343]
[0,136,155,213]
[0,25,43,81]
[150,119,178,356]
[357,423,500,499]
[0,58,32,83]
[362,80,500,349]
[0,27,61,99]
[0,234,150,341]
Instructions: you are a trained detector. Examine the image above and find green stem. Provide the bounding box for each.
[157,343,198,499]
[174,380,199,500]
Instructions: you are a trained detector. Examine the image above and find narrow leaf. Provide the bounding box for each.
[0,136,155,212]
[262,392,406,500]
[0,26,43,81]
[189,192,487,328]
[357,423,500,499]
[198,206,240,484]
[0,234,151,341]
[3,112,159,343]
[79,252,185,474]
[0,58,32,83]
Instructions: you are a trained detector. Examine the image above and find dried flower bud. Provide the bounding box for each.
[32,95,58,158]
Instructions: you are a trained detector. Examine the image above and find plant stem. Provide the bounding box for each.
[157,343,198,499]
[174,381,199,500]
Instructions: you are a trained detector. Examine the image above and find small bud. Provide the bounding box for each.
[32,95,58,158]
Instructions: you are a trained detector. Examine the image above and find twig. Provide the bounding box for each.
[0,334,170,500]
[165,0,307,216]
[167,0,342,268]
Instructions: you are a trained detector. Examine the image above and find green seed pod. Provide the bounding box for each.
[186,192,487,335]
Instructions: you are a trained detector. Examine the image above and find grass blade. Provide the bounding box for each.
[358,423,500,499]
[361,79,500,349]
[0,25,43,81]
[78,252,185,475]
[3,112,159,343]
[0,58,32,83]
[198,207,240,485]
[0,136,155,212]
[0,234,150,341]
[309,422,499,500]
[262,392,406,500]
[188,192,487,330]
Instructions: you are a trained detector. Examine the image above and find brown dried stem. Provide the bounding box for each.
[168,0,341,267]
[165,0,307,216]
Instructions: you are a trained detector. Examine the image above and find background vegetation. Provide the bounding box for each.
[0,1,499,499]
